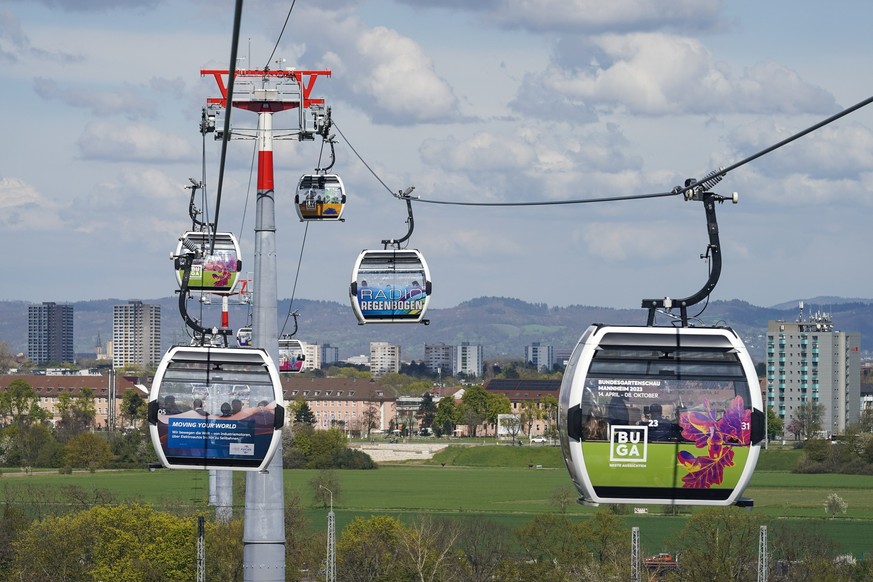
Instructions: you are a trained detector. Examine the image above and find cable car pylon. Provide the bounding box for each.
[202,61,331,580]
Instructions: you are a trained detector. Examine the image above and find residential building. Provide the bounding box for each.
[766,310,861,437]
[370,342,401,377]
[28,302,74,365]
[0,373,144,430]
[485,378,560,436]
[321,343,340,366]
[453,342,484,377]
[300,342,322,372]
[282,377,397,434]
[424,343,453,375]
[112,300,162,370]
[525,341,554,372]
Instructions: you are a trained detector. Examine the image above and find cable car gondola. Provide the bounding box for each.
[147,345,284,471]
[173,231,242,294]
[295,174,346,221]
[558,324,764,506]
[278,335,306,373]
[236,326,252,347]
[350,249,431,324]
[558,178,764,506]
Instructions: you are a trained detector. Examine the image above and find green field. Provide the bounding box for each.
[2,445,873,559]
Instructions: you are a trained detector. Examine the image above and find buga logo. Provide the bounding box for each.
[609,425,648,463]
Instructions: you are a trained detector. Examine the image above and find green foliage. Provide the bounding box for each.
[766,406,784,440]
[337,515,411,582]
[12,504,197,581]
[294,400,316,425]
[825,492,848,518]
[0,379,44,427]
[677,507,762,581]
[459,385,490,436]
[433,397,459,437]
[64,432,113,469]
[309,469,341,508]
[287,425,375,470]
[120,390,145,430]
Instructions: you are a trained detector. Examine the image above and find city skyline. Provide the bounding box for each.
[2,1,873,312]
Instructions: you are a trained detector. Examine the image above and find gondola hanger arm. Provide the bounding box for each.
[382,186,417,248]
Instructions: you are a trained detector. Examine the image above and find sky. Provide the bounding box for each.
[3,0,873,314]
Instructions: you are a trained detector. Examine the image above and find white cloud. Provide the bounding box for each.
[33,77,157,118]
[515,33,837,119]
[727,121,873,180]
[0,177,63,230]
[489,0,722,33]
[76,121,196,162]
[302,12,460,125]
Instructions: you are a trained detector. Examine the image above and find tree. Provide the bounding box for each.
[459,385,490,437]
[337,515,411,582]
[64,432,113,470]
[790,401,825,441]
[677,506,762,582]
[549,484,575,514]
[766,406,784,441]
[417,392,437,429]
[294,400,317,425]
[486,393,512,434]
[55,387,97,441]
[119,389,145,430]
[519,400,542,437]
[11,504,199,581]
[516,513,590,580]
[433,397,459,437]
[0,379,42,427]
[310,469,342,508]
[449,517,511,582]
[825,492,848,519]
[540,395,559,439]
[399,514,461,582]
[362,402,380,438]
[501,414,522,443]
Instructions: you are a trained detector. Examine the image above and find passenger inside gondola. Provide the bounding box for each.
[607,395,629,425]
[641,402,679,441]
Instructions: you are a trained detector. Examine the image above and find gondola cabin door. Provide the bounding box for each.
[558,325,764,506]
[148,346,284,471]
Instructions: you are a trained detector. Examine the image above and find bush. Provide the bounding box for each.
[283,447,308,469]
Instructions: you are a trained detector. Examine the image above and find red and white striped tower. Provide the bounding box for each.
[202,68,330,582]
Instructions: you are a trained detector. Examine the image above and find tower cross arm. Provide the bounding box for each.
[200,68,332,107]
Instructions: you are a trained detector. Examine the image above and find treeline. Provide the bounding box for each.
[0,492,868,581]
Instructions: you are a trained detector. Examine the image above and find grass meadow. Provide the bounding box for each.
[2,444,873,559]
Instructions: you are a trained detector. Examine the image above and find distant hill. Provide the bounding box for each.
[4,296,873,363]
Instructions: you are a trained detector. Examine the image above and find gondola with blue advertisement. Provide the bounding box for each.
[147,346,284,471]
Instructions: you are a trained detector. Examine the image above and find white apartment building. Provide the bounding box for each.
[766,310,861,437]
[454,342,484,378]
[112,300,161,369]
[525,341,554,372]
[370,342,401,377]
[424,343,453,375]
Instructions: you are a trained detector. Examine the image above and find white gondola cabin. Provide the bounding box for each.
[558,324,764,506]
[147,346,284,471]
[349,249,431,324]
[236,326,252,347]
[174,231,242,294]
[295,174,346,221]
[278,336,306,373]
